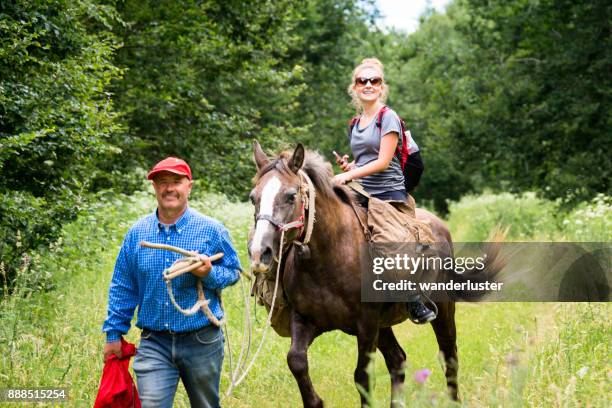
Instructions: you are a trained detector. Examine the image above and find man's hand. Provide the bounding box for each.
[103,341,122,361]
[191,255,212,278]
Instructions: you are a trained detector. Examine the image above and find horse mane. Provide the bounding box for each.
[253,149,354,205]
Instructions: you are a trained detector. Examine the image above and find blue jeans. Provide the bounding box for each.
[133,325,224,408]
[371,189,407,201]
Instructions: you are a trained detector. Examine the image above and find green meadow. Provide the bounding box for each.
[1,191,610,407]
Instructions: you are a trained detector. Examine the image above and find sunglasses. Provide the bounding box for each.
[355,76,383,87]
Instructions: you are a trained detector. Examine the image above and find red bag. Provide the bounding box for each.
[94,338,141,408]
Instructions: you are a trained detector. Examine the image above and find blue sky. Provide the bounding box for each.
[375,0,452,33]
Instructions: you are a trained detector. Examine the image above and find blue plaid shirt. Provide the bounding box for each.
[103,207,241,342]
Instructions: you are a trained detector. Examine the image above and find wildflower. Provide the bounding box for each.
[504,353,519,366]
[414,369,432,384]
[577,366,588,379]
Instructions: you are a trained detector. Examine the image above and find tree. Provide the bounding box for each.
[384,0,611,211]
[107,0,308,198]
[0,0,122,290]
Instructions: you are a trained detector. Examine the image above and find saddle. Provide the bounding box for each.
[346,181,435,245]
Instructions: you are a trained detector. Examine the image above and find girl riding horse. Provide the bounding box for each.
[334,57,434,324]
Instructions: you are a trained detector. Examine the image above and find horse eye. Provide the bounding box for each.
[286,193,297,203]
[249,193,256,205]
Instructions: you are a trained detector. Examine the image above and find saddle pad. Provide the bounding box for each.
[367,197,435,244]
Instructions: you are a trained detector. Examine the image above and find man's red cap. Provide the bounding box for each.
[147,157,192,180]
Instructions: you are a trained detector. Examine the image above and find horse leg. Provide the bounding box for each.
[377,327,406,408]
[430,302,459,401]
[354,320,379,408]
[287,311,323,408]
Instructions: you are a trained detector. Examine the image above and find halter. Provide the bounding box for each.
[255,169,316,247]
[227,168,316,394]
[255,202,304,233]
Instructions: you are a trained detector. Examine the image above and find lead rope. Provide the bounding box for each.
[225,228,286,395]
[139,242,227,325]
[226,170,316,395]
[222,274,252,402]
[140,241,256,399]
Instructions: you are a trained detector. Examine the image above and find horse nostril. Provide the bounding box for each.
[261,246,273,265]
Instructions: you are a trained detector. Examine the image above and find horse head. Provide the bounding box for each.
[248,141,310,274]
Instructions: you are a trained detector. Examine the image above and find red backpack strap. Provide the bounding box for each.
[375,105,389,131]
[376,106,409,170]
[398,118,409,170]
[347,116,360,139]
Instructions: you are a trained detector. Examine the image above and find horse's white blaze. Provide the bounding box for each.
[251,176,281,255]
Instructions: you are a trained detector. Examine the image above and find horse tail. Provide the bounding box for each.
[448,226,508,301]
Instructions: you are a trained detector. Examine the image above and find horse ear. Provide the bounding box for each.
[252,139,270,170]
[289,143,305,174]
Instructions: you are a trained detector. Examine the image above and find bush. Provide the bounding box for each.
[560,194,612,242]
[446,191,612,242]
[446,192,559,241]
[0,1,122,291]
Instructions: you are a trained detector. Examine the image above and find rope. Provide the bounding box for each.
[222,275,253,402]
[139,241,225,326]
[297,170,316,245]
[225,228,285,395]
[223,274,253,398]
[226,169,316,395]
[139,242,259,399]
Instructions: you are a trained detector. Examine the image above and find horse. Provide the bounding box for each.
[247,141,504,407]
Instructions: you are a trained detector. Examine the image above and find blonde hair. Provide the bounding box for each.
[347,57,389,112]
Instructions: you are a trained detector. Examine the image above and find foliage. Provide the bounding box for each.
[283,0,378,157]
[383,12,475,212]
[105,0,309,198]
[0,0,122,289]
[456,0,611,203]
[386,0,611,212]
[446,191,612,242]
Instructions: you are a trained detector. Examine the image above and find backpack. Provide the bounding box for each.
[348,106,412,190]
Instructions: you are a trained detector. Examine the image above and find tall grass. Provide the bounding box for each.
[447,192,612,242]
[0,191,154,402]
[526,303,611,407]
[0,190,609,407]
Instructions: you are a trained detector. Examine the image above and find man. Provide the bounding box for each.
[102,157,241,408]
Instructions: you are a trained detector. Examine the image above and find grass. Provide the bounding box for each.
[0,190,610,407]
[446,192,612,242]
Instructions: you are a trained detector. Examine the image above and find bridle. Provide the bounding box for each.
[254,169,316,248]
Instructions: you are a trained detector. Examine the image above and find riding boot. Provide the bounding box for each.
[406,296,436,324]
